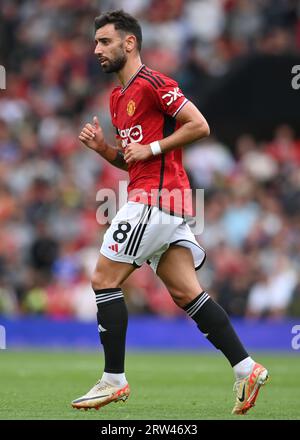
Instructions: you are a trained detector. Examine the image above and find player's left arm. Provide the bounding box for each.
[159,101,210,152]
[124,101,209,164]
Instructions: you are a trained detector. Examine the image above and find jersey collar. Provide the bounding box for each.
[121,64,145,94]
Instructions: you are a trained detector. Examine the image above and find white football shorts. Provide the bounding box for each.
[100,201,206,273]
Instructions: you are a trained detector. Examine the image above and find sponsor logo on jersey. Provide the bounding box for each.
[118,125,143,147]
[127,99,136,116]
[162,87,183,106]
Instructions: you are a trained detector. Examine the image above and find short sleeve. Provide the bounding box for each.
[150,76,189,118]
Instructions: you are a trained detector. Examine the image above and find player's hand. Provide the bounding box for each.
[124,143,152,165]
[78,116,106,153]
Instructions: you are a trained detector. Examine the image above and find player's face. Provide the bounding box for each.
[94,24,127,73]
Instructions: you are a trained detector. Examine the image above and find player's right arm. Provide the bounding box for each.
[79,116,128,171]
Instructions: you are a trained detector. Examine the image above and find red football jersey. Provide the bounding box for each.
[110,64,192,217]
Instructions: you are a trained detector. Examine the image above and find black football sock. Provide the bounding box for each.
[94,288,128,373]
[183,291,249,367]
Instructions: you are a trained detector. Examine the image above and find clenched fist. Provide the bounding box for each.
[124,142,152,165]
[79,116,106,153]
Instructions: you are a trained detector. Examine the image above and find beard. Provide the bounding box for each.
[101,51,127,73]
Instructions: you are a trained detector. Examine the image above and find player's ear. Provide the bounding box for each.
[125,35,136,53]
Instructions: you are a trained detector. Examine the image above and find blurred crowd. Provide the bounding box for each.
[0,0,300,320]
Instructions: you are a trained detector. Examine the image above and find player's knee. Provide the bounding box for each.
[168,286,193,308]
[91,271,120,291]
[168,283,203,308]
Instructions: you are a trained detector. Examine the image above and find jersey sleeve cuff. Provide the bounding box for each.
[172,98,189,118]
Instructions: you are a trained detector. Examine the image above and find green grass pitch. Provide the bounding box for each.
[0,351,299,420]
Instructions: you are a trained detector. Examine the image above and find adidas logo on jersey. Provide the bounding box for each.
[109,244,119,252]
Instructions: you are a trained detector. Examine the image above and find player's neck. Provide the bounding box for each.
[117,58,143,88]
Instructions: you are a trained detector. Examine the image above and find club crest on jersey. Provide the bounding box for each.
[127,99,136,116]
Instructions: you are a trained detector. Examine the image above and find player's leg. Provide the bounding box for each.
[156,245,250,366]
[92,254,135,380]
[156,245,268,415]
[72,202,149,410]
[72,255,135,410]
[92,253,136,290]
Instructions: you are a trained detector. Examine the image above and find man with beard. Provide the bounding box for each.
[72,10,268,415]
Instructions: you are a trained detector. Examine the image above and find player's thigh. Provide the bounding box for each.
[92,253,136,290]
[156,245,204,305]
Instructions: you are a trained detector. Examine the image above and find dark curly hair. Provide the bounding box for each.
[95,10,142,52]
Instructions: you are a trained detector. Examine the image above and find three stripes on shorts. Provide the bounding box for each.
[124,205,152,257]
